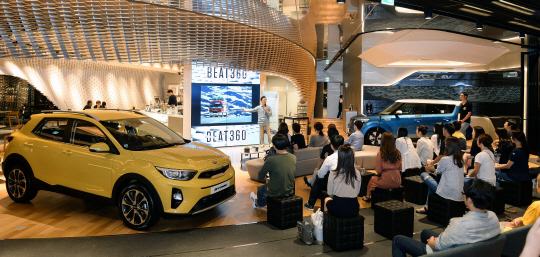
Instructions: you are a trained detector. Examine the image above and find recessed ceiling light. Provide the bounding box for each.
[464,4,493,13]
[509,21,540,31]
[492,1,534,15]
[499,0,534,12]
[458,7,492,16]
[388,59,472,66]
[395,7,423,14]
[424,8,432,19]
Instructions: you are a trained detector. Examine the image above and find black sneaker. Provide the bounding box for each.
[303,176,312,188]
[304,202,314,211]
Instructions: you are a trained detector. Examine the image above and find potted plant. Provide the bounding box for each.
[244,147,250,153]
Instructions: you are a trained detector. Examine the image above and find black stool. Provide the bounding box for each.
[323,212,365,252]
[359,173,375,197]
[403,176,428,205]
[402,167,422,180]
[373,200,414,239]
[371,186,404,209]
[500,180,533,207]
[427,193,466,226]
[490,187,506,215]
[267,195,303,229]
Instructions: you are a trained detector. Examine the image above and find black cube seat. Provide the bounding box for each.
[402,167,422,180]
[427,193,466,226]
[267,195,303,229]
[373,200,414,239]
[323,212,365,252]
[371,186,404,208]
[489,187,506,215]
[500,180,533,207]
[403,175,428,205]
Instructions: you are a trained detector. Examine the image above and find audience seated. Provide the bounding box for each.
[464,134,496,186]
[323,145,362,218]
[505,119,517,138]
[393,179,500,257]
[494,127,515,173]
[495,130,530,187]
[290,123,306,150]
[463,126,485,172]
[275,122,293,153]
[416,137,464,214]
[431,122,445,159]
[363,132,402,202]
[426,123,455,170]
[452,121,467,151]
[395,126,421,172]
[250,134,296,208]
[501,174,540,232]
[304,135,345,211]
[308,122,329,148]
[306,126,340,186]
[416,125,434,166]
[344,120,364,151]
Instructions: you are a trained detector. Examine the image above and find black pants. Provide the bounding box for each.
[392,229,439,257]
[337,103,342,118]
[307,173,329,206]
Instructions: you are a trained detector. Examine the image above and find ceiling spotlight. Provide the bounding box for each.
[519,32,525,38]
[476,20,483,31]
[337,0,345,4]
[424,8,432,19]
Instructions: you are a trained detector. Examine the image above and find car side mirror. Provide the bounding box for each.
[395,110,402,118]
[89,142,110,153]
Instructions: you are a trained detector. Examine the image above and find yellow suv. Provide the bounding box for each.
[3,110,235,230]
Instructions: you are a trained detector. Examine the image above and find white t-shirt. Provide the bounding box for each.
[474,150,497,186]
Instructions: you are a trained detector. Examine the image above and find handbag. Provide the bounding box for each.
[297,220,314,245]
[311,209,324,243]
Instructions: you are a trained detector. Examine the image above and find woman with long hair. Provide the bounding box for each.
[324,145,362,218]
[463,126,485,172]
[308,122,329,147]
[416,137,464,214]
[431,122,445,158]
[416,125,434,166]
[396,126,422,172]
[363,132,402,202]
[495,130,530,186]
[494,127,515,172]
[464,134,496,186]
[276,122,293,153]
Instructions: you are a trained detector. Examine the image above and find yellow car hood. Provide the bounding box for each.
[130,142,229,170]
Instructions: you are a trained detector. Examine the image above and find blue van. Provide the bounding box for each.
[348,99,461,145]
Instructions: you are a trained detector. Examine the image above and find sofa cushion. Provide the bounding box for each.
[354,145,379,170]
[502,224,532,257]
[294,147,322,161]
[427,233,506,257]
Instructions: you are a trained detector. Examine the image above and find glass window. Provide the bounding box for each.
[34,119,68,141]
[70,120,108,147]
[379,102,403,115]
[398,103,424,114]
[101,118,185,151]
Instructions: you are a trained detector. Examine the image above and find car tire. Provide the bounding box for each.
[5,164,38,203]
[365,128,385,146]
[118,183,162,230]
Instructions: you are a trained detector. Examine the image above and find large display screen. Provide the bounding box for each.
[191,66,261,147]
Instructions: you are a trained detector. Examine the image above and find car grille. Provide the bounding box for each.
[198,164,229,179]
[189,185,235,214]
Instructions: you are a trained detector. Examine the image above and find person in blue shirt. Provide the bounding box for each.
[392,178,500,257]
[344,120,364,151]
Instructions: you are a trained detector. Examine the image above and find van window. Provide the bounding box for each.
[398,103,424,114]
[70,120,108,147]
[33,119,69,142]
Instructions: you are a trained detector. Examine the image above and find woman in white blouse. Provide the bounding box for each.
[395,126,421,172]
[416,125,434,166]
[431,122,444,158]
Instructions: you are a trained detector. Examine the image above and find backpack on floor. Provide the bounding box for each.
[297,220,314,245]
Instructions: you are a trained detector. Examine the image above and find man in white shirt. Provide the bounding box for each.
[345,120,364,151]
[304,135,344,211]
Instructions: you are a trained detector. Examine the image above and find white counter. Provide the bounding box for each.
[139,111,183,135]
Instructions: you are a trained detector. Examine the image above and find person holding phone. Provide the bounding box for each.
[242,96,272,146]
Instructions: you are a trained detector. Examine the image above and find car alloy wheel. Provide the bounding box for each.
[7,168,26,198]
[121,189,150,226]
[368,129,383,145]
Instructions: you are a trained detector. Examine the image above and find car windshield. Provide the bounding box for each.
[379,102,404,115]
[210,103,222,107]
[100,118,185,151]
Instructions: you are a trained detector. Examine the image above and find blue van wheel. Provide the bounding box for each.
[365,128,384,146]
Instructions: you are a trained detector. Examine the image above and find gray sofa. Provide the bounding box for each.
[245,147,322,181]
[354,145,380,170]
[425,233,506,257]
[501,224,532,257]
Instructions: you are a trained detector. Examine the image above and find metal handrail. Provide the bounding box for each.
[41,110,101,121]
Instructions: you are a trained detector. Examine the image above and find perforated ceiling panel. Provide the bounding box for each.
[0,0,316,117]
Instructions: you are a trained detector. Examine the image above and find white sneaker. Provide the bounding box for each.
[250,192,258,208]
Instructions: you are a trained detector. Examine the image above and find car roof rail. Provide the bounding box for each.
[41,110,101,121]
[89,109,148,117]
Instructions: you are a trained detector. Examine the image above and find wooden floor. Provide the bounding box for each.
[0,118,361,239]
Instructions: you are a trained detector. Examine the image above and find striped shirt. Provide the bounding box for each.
[435,156,464,202]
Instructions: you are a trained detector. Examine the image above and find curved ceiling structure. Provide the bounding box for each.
[0,0,316,116]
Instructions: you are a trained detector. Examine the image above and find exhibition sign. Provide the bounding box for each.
[191,66,261,147]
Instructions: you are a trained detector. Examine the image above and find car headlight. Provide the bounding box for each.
[156,167,198,181]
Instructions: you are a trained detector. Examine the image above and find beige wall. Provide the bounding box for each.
[265,75,301,116]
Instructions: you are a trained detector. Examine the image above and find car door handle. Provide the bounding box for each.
[63,150,73,155]
[415,120,422,122]
[24,142,34,147]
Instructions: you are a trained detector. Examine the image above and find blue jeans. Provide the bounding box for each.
[257,184,268,207]
[392,229,439,257]
[463,177,472,184]
[496,169,515,187]
[421,172,439,206]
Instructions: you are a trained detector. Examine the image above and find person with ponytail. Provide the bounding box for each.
[431,122,445,158]
[308,122,329,147]
[465,134,496,186]
[324,145,362,218]
[495,130,530,186]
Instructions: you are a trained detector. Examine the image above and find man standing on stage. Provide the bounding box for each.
[458,92,472,135]
[242,96,272,147]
